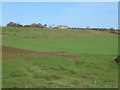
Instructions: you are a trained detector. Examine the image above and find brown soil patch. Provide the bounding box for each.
[2,46,67,56]
[24,36,37,38]
[1,46,76,59]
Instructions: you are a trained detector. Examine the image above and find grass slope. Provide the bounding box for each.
[3,38,118,54]
[3,54,118,88]
[2,27,118,88]
[2,27,118,54]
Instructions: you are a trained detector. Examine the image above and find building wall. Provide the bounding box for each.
[57,25,68,29]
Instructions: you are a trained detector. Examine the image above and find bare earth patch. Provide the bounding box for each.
[1,46,76,59]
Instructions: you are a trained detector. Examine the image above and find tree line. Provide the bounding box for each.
[6,22,48,28]
[71,27,119,34]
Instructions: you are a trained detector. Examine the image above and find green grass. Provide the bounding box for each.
[3,38,118,54]
[3,54,118,88]
[2,27,118,54]
[2,27,118,88]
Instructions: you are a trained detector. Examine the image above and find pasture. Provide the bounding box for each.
[2,27,118,88]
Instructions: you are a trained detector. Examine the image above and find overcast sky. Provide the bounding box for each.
[2,2,118,28]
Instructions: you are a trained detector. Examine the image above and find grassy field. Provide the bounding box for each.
[2,27,118,88]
